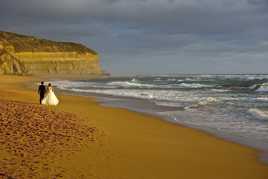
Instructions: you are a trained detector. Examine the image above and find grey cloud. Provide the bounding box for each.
[2,0,267,37]
[1,0,268,74]
[248,0,268,5]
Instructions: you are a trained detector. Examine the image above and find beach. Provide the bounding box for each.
[0,75,268,179]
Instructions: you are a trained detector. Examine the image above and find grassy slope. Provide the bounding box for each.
[0,31,97,54]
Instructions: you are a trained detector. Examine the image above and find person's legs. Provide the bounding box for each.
[40,94,44,104]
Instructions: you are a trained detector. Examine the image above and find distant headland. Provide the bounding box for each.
[0,31,104,75]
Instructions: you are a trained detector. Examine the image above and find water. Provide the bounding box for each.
[53,74,268,155]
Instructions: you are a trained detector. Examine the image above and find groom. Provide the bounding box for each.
[38,81,46,104]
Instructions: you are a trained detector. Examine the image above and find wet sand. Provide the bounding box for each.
[0,75,268,179]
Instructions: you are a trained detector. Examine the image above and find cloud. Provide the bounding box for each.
[3,0,268,37]
[1,0,268,74]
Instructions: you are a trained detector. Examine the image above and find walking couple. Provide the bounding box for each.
[38,81,59,106]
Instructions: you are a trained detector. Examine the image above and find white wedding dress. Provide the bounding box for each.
[41,86,59,106]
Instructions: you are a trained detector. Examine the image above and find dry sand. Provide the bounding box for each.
[0,100,97,178]
[0,75,267,179]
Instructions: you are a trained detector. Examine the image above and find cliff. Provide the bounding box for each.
[0,31,103,75]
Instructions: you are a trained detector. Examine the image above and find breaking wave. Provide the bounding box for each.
[255,83,268,92]
[107,81,157,88]
[249,108,268,121]
[177,83,214,88]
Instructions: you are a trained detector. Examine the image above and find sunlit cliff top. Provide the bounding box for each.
[0,31,97,55]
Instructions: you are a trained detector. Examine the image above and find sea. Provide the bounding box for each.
[53,74,268,161]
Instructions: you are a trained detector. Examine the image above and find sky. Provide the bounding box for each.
[1,0,268,75]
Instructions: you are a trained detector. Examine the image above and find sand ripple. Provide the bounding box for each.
[0,100,97,178]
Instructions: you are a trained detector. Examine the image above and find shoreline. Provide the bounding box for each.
[27,76,268,165]
[47,81,268,164]
[47,87,268,165]
[94,97,268,164]
[1,75,268,178]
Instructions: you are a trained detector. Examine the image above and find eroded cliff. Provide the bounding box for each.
[0,31,103,75]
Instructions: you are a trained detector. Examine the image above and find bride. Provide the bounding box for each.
[41,83,59,106]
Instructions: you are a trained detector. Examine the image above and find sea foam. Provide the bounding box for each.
[249,108,268,121]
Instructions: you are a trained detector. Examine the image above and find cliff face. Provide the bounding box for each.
[0,31,103,75]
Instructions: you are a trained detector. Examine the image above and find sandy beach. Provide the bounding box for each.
[0,75,268,179]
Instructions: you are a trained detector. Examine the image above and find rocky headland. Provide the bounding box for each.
[0,31,103,75]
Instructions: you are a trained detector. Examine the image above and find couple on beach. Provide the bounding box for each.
[38,81,59,106]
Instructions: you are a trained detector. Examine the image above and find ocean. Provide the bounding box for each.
[53,74,268,158]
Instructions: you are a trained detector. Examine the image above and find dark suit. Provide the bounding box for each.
[38,84,46,104]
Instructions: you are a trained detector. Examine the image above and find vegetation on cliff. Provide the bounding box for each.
[0,31,97,54]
